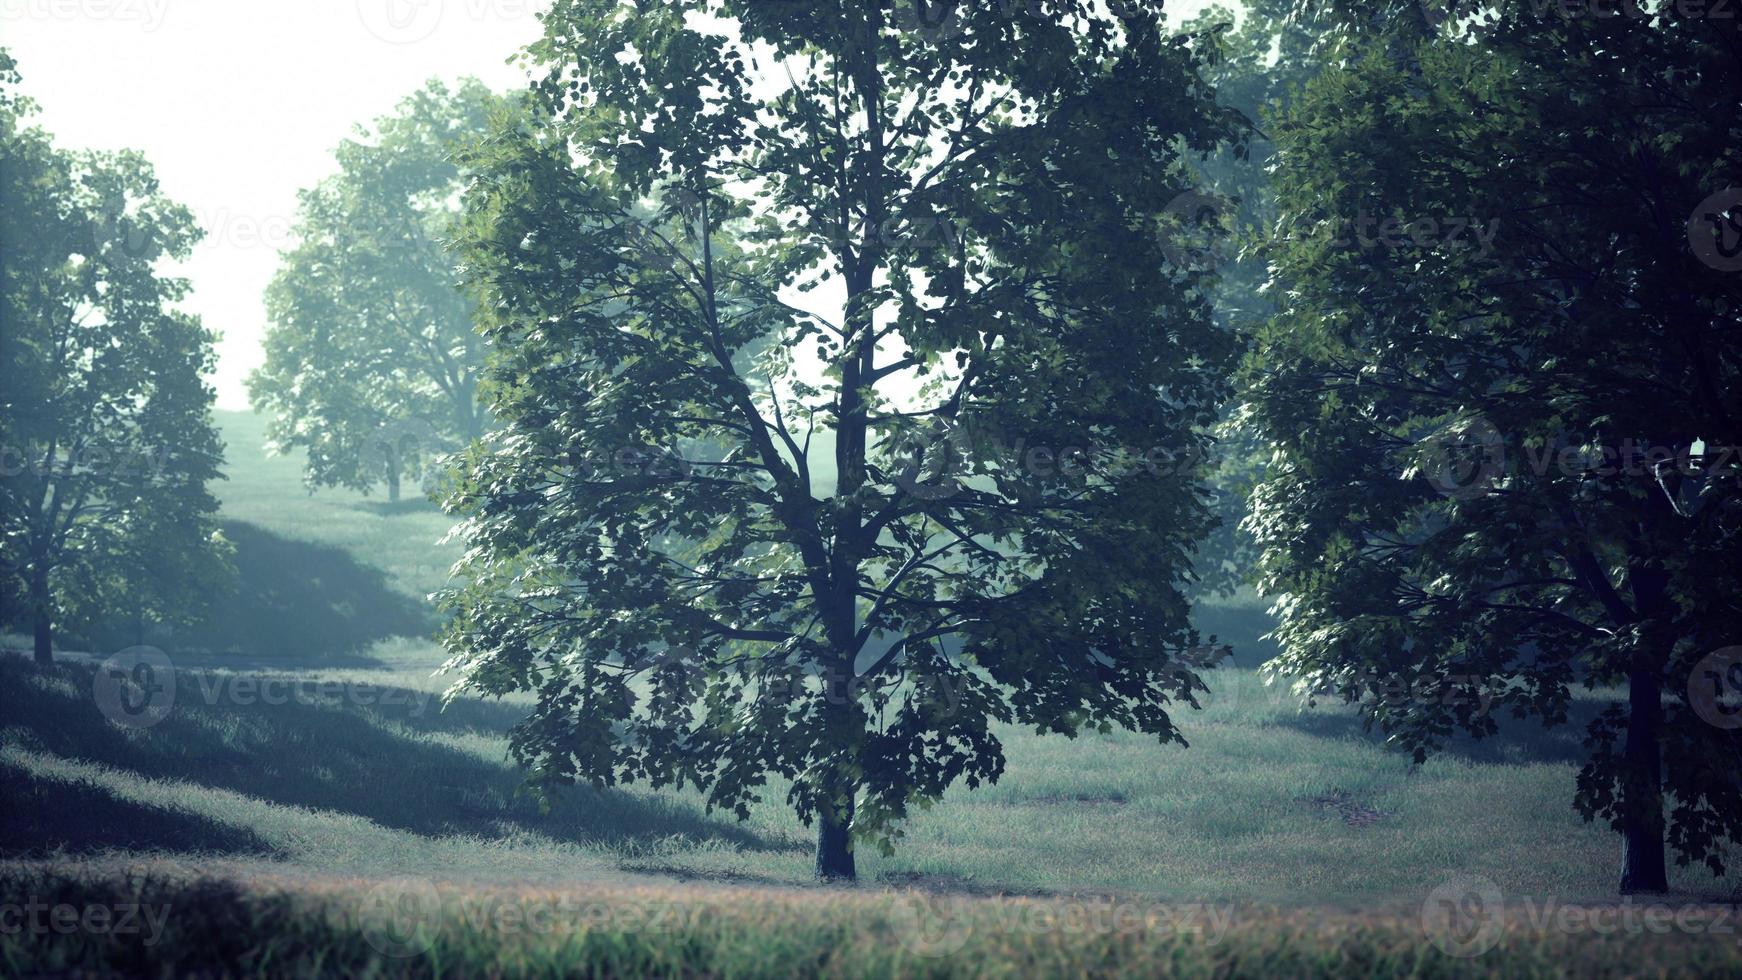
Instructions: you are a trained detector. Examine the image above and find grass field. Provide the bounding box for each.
[3,411,1739,976]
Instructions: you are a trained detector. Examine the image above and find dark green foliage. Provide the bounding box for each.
[1244,6,1742,892]
[440,2,1246,876]
[0,50,231,663]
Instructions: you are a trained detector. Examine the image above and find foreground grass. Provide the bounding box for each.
[4,410,1738,973]
[5,865,1740,979]
[4,653,1732,906]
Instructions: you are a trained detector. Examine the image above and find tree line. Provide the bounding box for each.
[2,1,1738,893]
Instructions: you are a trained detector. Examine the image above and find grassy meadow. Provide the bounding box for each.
[3,410,1739,976]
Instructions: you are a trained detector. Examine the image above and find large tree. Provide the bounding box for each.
[1245,7,1742,893]
[441,1,1244,879]
[0,50,230,665]
[249,78,502,502]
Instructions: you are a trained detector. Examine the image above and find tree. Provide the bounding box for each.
[1172,0,1337,599]
[0,50,230,665]
[1244,7,1742,893]
[249,78,502,503]
[440,1,1245,879]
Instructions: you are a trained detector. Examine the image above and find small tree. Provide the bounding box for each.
[249,78,502,502]
[441,1,1244,879]
[1245,8,1742,893]
[0,51,230,664]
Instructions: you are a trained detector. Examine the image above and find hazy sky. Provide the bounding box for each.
[5,0,550,409]
[5,0,1220,411]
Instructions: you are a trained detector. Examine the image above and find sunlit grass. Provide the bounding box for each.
[4,410,1737,977]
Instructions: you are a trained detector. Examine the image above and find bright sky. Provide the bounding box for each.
[4,0,1221,411]
[5,0,550,409]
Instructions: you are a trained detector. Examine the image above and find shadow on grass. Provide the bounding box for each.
[0,759,275,858]
[2,658,791,857]
[79,520,434,661]
[1274,696,1604,766]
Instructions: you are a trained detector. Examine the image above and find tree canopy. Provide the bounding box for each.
[1244,5,1742,893]
[0,49,230,664]
[250,78,503,503]
[440,1,1246,879]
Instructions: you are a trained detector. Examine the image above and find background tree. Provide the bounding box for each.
[442,1,1245,879]
[1243,7,1742,893]
[249,78,502,503]
[0,50,230,664]
[1176,0,1338,599]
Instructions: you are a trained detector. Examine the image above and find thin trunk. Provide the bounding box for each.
[815,792,856,882]
[30,565,52,665]
[1619,665,1668,894]
[387,467,401,505]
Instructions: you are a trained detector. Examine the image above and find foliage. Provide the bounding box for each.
[249,78,504,502]
[0,49,231,662]
[1243,7,1742,892]
[440,1,1245,877]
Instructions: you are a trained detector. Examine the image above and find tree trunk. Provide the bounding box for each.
[1619,666,1668,894]
[387,468,401,505]
[30,566,52,665]
[815,794,856,882]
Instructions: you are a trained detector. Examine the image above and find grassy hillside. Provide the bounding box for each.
[3,411,1736,976]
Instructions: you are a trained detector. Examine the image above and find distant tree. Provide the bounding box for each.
[0,50,231,664]
[441,2,1245,880]
[249,78,503,503]
[1176,0,1340,599]
[1244,8,1742,893]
